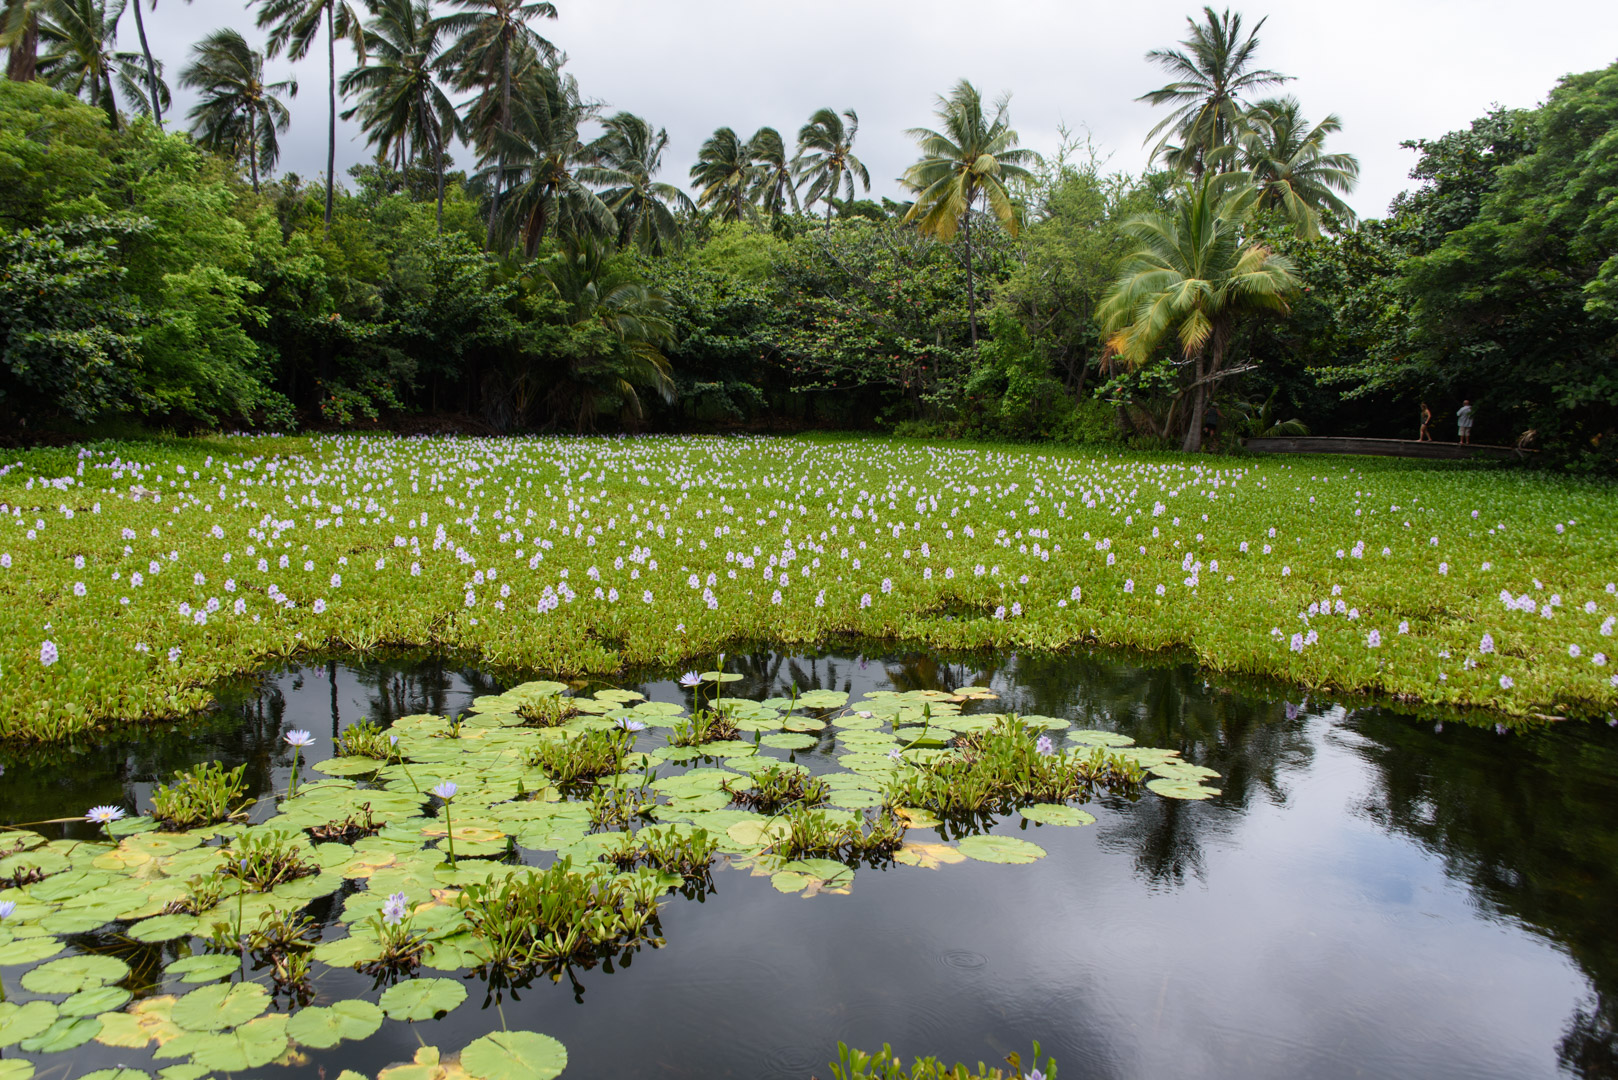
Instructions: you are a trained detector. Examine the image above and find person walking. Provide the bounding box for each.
[1456,399,1474,445]
[1418,401,1432,442]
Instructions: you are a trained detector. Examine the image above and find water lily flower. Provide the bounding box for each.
[678,671,702,688]
[615,718,647,733]
[86,805,125,825]
[285,730,315,747]
[430,781,458,801]
[0,900,15,920]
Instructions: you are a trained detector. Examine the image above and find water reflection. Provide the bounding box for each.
[2,644,1616,1079]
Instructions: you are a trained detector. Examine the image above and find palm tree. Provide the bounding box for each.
[340,0,456,230]
[254,0,367,232]
[1,0,45,81]
[690,126,756,223]
[795,107,869,235]
[1138,6,1290,177]
[584,111,694,254]
[181,29,296,192]
[1097,176,1300,452]
[488,65,613,257]
[125,0,186,130]
[432,0,558,249]
[34,0,165,129]
[1239,96,1359,236]
[537,234,676,432]
[747,126,798,220]
[902,78,1037,345]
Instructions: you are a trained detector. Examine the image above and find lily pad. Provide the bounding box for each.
[21,954,130,994]
[759,733,817,751]
[0,1060,34,1080]
[129,914,199,944]
[287,999,385,1049]
[165,954,242,984]
[60,986,132,1018]
[20,1015,103,1053]
[1019,804,1097,827]
[379,977,467,1022]
[171,981,268,1032]
[460,1029,569,1080]
[955,834,1047,864]
[1146,778,1221,801]
[0,1000,58,1048]
[164,1014,289,1072]
[78,1072,150,1080]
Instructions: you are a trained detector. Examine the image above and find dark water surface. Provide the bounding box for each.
[3,646,1618,1080]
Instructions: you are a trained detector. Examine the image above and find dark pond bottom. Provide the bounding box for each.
[4,645,1618,1080]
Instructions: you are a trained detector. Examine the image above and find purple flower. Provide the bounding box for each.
[678,671,702,688]
[1479,633,1495,655]
[1499,674,1514,690]
[887,748,903,761]
[430,781,458,801]
[284,730,314,747]
[1035,735,1054,756]
[615,718,647,733]
[381,892,409,926]
[86,805,125,825]
[40,640,58,666]
[0,899,17,920]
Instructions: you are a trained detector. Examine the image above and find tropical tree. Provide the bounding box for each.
[690,126,756,223]
[34,0,165,129]
[1098,176,1300,451]
[340,0,457,230]
[433,0,558,249]
[125,0,186,130]
[1239,96,1359,235]
[795,107,869,235]
[537,234,676,431]
[585,111,693,254]
[488,65,613,257]
[254,0,367,232]
[1,0,45,81]
[180,28,297,192]
[746,126,798,220]
[1138,6,1290,176]
[902,78,1037,345]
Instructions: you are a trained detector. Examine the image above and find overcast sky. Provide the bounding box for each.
[134,0,1616,220]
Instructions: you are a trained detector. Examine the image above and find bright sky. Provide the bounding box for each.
[135,0,1617,220]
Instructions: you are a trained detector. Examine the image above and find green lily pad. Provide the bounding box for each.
[164,1014,289,1071]
[1066,729,1135,747]
[171,981,269,1032]
[287,999,385,1049]
[460,1029,568,1080]
[19,1014,103,1053]
[759,733,817,751]
[955,834,1047,864]
[21,954,130,994]
[0,1059,35,1080]
[40,910,113,935]
[1019,804,1097,827]
[78,1071,150,1080]
[0,936,66,966]
[156,1065,211,1080]
[165,954,242,983]
[770,871,810,893]
[0,1000,58,1048]
[128,914,199,944]
[379,977,467,1022]
[59,985,131,1017]
[1146,778,1221,801]
[699,671,744,683]
[796,690,849,709]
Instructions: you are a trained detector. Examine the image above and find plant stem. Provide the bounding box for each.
[443,800,456,866]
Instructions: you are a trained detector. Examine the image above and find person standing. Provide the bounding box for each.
[1456,399,1474,445]
[1419,401,1432,442]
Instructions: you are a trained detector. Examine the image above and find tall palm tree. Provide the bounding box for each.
[690,126,756,223]
[584,111,694,254]
[1239,96,1359,236]
[254,0,367,232]
[433,0,558,249]
[34,0,165,129]
[487,65,613,257]
[537,234,675,432]
[794,107,869,235]
[1097,176,1299,452]
[125,0,186,130]
[340,0,456,230]
[746,126,798,221]
[181,28,296,192]
[902,78,1037,345]
[1138,6,1291,177]
[1,0,45,81]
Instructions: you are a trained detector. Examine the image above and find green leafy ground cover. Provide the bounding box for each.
[0,679,1201,1078]
[0,434,1614,743]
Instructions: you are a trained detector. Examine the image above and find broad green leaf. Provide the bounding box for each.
[164,1014,288,1071]
[955,834,1047,864]
[19,1015,103,1053]
[171,981,268,1032]
[379,977,466,1022]
[59,986,132,1017]
[165,954,241,983]
[1146,778,1221,801]
[287,999,384,1049]
[0,1000,58,1048]
[21,954,130,994]
[460,1030,568,1080]
[0,1059,35,1080]
[1019,804,1097,827]
[129,914,199,944]
[759,733,817,751]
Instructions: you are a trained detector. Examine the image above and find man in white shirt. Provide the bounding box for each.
[1456,400,1474,445]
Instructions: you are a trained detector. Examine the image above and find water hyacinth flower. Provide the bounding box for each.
[1367,630,1382,648]
[40,640,58,666]
[1035,735,1055,756]
[381,891,409,926]
[1480,634,1495,655]
[1500,675,1515,690]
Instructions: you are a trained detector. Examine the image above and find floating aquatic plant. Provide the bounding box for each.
[150,762,249,829]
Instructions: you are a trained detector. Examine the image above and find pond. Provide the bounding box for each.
[2,645,1617,1080]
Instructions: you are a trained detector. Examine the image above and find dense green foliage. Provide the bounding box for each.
[0,5,1614,467]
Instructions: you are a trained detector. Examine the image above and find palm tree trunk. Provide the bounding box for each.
[486,43,512,250]
[824,198,833,236]
[6,12,37,82]
[129,0,161,128]
[323,1,336,233]
[249,109,260,192]
[431,111,446,235]
[963,198,978,347]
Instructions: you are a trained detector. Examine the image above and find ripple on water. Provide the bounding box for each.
[939,949,989,970]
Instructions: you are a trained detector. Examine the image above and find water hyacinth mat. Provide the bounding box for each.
[0,677,1215,1078]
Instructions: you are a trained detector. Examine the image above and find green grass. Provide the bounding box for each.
[0,433,1613,742]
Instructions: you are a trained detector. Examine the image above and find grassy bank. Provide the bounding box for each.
[1,434,1613,742]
